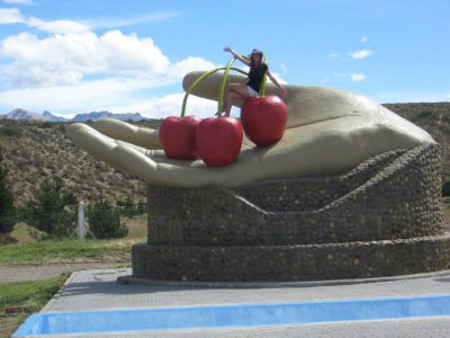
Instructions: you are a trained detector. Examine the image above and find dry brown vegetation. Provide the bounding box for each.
[0,120,161,206]
[384,102,450,179]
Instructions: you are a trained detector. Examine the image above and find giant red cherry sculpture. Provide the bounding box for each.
[197,117,243,167]
[159,56,247,166]
[159,115,201,160]
[241,95,287,147]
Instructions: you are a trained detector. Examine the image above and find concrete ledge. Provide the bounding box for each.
[119,268,450,289]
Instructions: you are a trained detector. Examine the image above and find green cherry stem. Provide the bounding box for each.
[217,57,237,117]
[180,66,248,118]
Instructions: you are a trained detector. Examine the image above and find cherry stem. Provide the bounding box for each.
[217,57,237,117]
[180,66,248,118]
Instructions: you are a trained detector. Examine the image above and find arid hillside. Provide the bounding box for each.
[0,120,161,205]
[384,102,450,179]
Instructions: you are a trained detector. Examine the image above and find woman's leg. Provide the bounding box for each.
[223,83,249,116]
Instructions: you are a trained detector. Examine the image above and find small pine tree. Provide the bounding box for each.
[117,197,146,217]
[137,200,146,215]
[122,197,136,218]
[27,178,77,238]
[0,146,15,234]
[443,177,450,197]
[87,198,128,239]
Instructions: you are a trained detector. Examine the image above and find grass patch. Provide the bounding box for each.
[1,215,147,266]
[123,214,147,238]
[10,223,35,243]
[0,274,68,337]
[0,238,144,266]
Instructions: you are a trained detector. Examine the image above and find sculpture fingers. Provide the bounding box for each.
[92,118,162,150]
[66,123,124,168]
[67,122,263,187]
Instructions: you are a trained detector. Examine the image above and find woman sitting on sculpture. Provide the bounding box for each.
[221,46,287,117]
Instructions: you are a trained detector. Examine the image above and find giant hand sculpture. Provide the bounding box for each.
[67,71,434,188]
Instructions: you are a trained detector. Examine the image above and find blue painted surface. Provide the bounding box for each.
[13,295,450,336]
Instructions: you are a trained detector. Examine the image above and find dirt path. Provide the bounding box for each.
[0,262,128,283]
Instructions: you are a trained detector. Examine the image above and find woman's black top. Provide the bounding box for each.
[246,63,268,93]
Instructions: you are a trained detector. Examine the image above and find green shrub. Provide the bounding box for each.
[0,125,22,137]
[87,198,128,239]
[58,123,66,133]
[0,219,14,234]
[116,197,146,217]
[26,178,78,238]
[136,201,146,215]
[38,121,54,129]
[443,177,450,197]
[0,146,15,234]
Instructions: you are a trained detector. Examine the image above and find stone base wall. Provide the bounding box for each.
[133,235,450,282]
[133,143,449,281]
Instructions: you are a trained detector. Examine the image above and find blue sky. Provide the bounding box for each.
[0,0,448,118]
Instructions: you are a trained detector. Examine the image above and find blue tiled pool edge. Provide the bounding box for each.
[13,294,450,337]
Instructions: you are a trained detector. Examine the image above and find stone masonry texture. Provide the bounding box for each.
[133,143,450,281]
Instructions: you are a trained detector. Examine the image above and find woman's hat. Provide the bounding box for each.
[251,48,263,55]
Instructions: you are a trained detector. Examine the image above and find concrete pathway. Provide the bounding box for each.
[35,268,450,337]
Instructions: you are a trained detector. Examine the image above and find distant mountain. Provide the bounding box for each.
[1,108,50,122]
[42,111,69,122]
[71,111,144,122]
[1,109,147,123]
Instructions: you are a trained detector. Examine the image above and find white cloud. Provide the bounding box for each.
[280,63,287,73]
[360,36,369,43]
[349,49,372,59]
[0,80,224,119]
[350,73,366,82]
[162,56,216,81]
[0,28,219,117]
[0,7,178,33]
[0,78,146,112]
[319,72,367,84]
[328,53,339,60]
[0,0,33,5]
[0,7,26,24]
[27,17,90,34]
[0,10,227,117]
[108,93,221,119]
[86,11,180,29]
[0,30,215,88]
[0,8,88,33]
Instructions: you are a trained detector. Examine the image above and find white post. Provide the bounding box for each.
[78,200,85,240]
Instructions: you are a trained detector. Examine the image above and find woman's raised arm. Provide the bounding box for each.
[267,70,287,98]
[223,46,251,67]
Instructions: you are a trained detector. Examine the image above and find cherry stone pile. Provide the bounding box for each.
[159,58,288,167]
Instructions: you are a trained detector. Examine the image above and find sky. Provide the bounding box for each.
[0,0,449,118]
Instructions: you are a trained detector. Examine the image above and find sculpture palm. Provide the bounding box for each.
[67,71,433,187]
